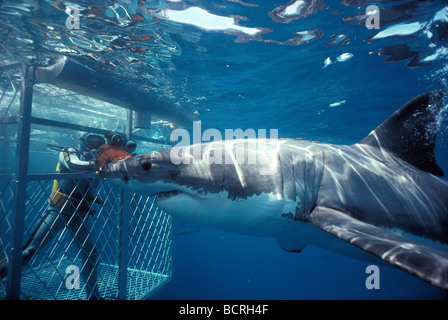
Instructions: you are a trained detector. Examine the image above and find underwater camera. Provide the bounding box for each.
[105,130,127,148]
[104,130,137,153]
[95,144,132,169]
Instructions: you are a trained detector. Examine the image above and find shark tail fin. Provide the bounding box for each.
[360,90,446,176]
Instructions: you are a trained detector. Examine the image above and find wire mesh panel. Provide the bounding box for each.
[0,175,171,300]
[0,179,14,293]
[0,64,21,176]
[127,194,172,300]
[0,63,22,119]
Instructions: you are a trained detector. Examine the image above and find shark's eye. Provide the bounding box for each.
[142,162,152,171]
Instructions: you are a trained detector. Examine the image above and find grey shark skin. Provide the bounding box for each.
[99,90,448,290]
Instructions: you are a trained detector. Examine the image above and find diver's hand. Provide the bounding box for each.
[89,159,98,170]
[62,147,77,154]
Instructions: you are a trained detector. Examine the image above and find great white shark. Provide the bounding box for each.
[99,90,448,290]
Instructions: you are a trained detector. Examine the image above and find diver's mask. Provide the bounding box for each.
[79,133,106,151]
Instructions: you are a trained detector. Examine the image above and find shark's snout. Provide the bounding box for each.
[98,160,130,181]
[97,156,157,187]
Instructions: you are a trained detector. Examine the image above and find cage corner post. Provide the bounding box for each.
[6,64,34,300]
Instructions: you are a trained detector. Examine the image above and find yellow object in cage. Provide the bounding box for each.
[48,163,70,209]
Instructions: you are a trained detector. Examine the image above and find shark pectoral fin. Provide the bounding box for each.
[308,206,448,290]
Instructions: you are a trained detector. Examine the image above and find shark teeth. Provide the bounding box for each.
[157,190,180,200]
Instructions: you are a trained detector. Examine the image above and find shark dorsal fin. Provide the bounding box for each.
[360,90,445,177]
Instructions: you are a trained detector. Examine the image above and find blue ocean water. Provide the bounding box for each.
[1,0,448,299]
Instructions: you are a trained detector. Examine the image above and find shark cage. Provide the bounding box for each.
[0,58,185,300]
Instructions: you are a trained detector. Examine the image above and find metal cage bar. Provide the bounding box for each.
[7,65,34,299]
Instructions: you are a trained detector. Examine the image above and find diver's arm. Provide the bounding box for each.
[59,148,95,172]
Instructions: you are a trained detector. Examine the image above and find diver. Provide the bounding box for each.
[0,131,135,300]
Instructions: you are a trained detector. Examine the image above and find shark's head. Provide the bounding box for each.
[98,141,290,234]
[98,147,203,199]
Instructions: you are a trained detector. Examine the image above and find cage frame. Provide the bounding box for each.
[0,62,174,300]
